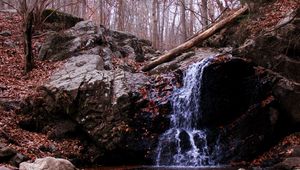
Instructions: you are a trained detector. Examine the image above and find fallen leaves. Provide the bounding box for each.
[0,11,82,164]
[248,0,300,36]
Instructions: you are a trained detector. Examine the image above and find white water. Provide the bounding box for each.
[156,57,217,167]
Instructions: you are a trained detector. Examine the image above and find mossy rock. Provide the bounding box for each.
[42,9,83,30]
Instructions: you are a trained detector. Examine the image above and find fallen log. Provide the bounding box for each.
[142,5,249,72]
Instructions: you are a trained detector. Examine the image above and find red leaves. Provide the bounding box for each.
[248,0,300,36]
[251,133,300,166]
[0,12,82,162]
[0,12,62,101]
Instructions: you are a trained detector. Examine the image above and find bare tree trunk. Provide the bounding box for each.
[200,0,209,28]
[180,0,187,42]
[0,0,4,9]
[117,0,125,31]
[208,0,215,22]
[156,0,160,48]
[216,0,225,11]
[152,0,159,49]
[160,0,167,49]
[189,0,195,37]
[142,5,249,72]
[169,5,178,49]
[24,11,34,73]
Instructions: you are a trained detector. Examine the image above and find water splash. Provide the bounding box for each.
[156,57,216,166]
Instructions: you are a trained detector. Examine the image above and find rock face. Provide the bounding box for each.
[41,9,83,30]
[19,157,76,170]
[39,21,105,61]
[39,20,156,64]
[21,19,164,165]
[200,6,300,166]
[200,57,257,126]
[271,157,300,170]
[204,8,300,128]
[0,145,28,167]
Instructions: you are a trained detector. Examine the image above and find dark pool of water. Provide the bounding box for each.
[87,166,240,170]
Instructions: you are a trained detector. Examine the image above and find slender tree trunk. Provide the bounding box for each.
[169,5,178,49]
[152,0,159,49]
[180,0,187,42]
[0,0,4,9]
[208,0,215,22]
[200,0,209,28]
[189,0,194,37]
[117,0,125,31]
[160,0,167,49]
[99,0,104,24]
[216,0,225,11]
[24,11,34,73]
[156,0,160,48]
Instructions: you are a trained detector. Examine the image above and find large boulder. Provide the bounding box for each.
[41,9,83,30]
[20,53,168,164]
[19,157,76,170]
[39,21,105,61]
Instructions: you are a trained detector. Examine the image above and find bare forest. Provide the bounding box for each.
[0,0,240,50]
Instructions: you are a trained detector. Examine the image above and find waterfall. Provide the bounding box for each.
[156,57,217,167]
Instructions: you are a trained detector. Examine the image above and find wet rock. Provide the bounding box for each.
[19,157,76,170]
[179,130,192,152]
[101,47,113,70]
[0,30,12,36]
[200,57,257,126]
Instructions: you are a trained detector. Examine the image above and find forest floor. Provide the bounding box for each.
[0,0,300,168]
[0,11,84,167]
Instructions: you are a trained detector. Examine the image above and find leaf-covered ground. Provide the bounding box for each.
[0,11,84,166]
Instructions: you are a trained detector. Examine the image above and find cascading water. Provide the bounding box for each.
[156,57,217,167]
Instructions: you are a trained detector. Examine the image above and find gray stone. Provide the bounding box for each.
[19,157,76,170]
[101,47,113,70]
[0,30,12,37]
[0,147,17,162]
[289,146,300,157]
[271,157,300,170]
[0,166,13,170]
[3,40,16,48]
[273,78,300,124]
[39,21,104,61]
[10,153,29,167]
[40,54,148,151]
